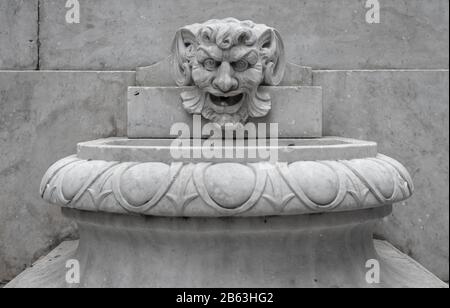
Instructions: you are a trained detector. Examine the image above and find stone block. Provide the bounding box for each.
[0,71,135,281]
[0,0,38,69]
[314,69,449,281]
[128,86,323,138]
[39,0,449,70]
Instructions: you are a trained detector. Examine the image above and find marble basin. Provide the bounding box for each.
[77,137,377,163]
[34,130,416,288]
[36,138,416,287]
[41,136,411,218]
[33,132,416,287]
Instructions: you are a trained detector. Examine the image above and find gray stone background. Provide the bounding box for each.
[0,0,448,283]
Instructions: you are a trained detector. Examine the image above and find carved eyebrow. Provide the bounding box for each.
[197,46,222,62]
[229,48,258,64]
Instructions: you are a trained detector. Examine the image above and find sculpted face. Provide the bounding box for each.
[172,18,286,128]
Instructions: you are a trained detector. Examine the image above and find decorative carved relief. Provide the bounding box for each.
[40,154,413,217]
[172,18,286,128]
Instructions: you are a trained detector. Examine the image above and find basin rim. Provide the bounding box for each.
[40,153,413,217]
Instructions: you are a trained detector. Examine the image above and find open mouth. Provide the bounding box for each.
[209,93,244,107]
[207,93,245,115]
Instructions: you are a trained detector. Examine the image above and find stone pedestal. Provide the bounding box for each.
[67,207,388,288]
[6,206,448,288]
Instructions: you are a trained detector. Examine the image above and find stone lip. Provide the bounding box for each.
[40,150,413,217]
[77,137,378,163]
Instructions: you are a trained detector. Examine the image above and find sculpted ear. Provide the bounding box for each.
[171,27,198,86]
[259,29,286,86]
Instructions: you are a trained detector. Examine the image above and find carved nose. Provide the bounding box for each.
[213,62,238,93]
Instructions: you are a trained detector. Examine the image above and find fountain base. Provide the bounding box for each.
[6,206,447,288]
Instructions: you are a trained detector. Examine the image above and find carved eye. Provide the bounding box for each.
[203,58,218,71]
[232,60,249,72]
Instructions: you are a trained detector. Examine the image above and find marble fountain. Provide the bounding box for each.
[9,18,421,288]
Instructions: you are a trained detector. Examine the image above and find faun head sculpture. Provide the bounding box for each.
[172,18,286,128]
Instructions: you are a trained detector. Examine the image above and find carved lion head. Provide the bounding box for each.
[172,18,286,128]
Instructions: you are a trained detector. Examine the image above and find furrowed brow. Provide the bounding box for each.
[197,46,222,62]
[229,48,258,64]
